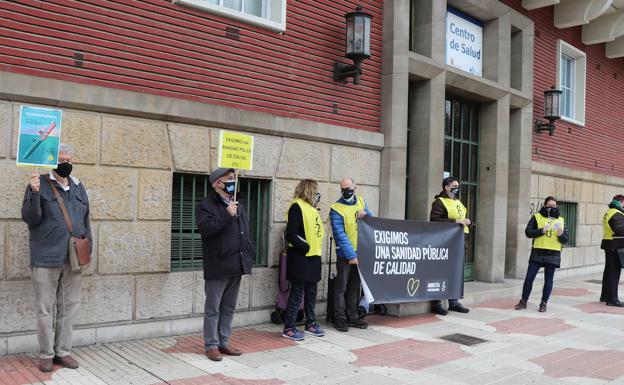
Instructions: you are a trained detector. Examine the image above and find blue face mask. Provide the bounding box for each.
[223,180,236,194]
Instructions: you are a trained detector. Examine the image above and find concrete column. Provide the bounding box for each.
[476,94,510,283]
[483,12,511,87]
[410,0,447,62]
[380,0,410,219]
[406,73,446,220]
[505,104,534,278]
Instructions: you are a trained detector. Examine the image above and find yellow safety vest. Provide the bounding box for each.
[287,198,324,256]
[603,208,622,241]
[330,196,365,250]
[533,213,565,251]
[439,197,469,234]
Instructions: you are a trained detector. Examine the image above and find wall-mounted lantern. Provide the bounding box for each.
[333,6,372,85]
[534,87,562,136]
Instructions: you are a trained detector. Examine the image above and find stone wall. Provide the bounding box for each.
[0,100,381,353]
[529,161,624,276]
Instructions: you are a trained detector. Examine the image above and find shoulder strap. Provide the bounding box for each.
[44,175,74,235]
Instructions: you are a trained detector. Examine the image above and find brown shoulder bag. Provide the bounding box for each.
[45,176,91,272]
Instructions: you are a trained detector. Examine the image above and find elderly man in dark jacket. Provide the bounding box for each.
[197,167,255,362]
[21,143,91,372]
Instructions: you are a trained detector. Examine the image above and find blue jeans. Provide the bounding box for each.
[284,282,317,328]
[522,261,556,302]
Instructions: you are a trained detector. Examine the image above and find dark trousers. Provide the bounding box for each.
[431,299,460,308]
[521,261,556,302]
[284,282,317,328]
[334,257,361,322]
[601,250,621,303]
[203,276,241,350]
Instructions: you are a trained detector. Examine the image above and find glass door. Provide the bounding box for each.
[444,98,479,281]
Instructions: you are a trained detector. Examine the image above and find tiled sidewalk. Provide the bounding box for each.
[2,277,624,385]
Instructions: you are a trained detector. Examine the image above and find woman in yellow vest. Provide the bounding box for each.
[515,196,568,312]
[281,179,325,341]
[599,194,624,307]
[429,177,471,315]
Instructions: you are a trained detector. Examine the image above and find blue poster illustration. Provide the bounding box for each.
[16,106,63,168]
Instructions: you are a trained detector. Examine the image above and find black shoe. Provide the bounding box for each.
[334,320,349,332]
[347,318,368,329]
[606,301,624,307]
[431,304,448,316]
[448,303,470,313]
[600,297,606,303]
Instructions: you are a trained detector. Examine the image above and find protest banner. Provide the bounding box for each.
[16,106,63,168]
[357,217,465,304]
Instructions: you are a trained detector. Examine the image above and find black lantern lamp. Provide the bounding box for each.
[534,87,563,136]
[334,6,372,85]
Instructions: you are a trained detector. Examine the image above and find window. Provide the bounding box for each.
[557,40,586,125]
[558,201,577,247]
[171,173,272,271]
[174,0,287,32]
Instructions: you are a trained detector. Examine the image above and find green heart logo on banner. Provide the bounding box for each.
[407,278,420,297]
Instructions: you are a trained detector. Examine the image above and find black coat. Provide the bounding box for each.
[600,204,624,250]
[525,213,569,268]
[285,204,321,283]
[196,191,255,280]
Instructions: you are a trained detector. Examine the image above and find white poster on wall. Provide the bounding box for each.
[446,8,483,77]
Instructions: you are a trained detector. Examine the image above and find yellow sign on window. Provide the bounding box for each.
[217,130,254,170]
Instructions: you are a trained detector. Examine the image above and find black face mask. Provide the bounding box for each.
[341,188,355,201]
[540,206,560,218]
[55,162,73,178]
[450,187,460,197]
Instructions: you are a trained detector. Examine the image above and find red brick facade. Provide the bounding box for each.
[0,0,382,131]
[504,0,624,177]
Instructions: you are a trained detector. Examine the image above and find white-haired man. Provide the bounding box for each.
[22,143,92,372]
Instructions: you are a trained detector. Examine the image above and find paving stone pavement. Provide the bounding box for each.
[3,277,624,385]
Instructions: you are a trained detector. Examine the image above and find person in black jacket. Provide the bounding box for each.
[599,194,624,307]
[196,168,255,362]
[429,177,471,315]
[515,196,568,313]
[281,179,325,341]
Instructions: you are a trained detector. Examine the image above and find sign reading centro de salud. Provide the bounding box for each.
[446,7,483,77]
[217,130,254,170]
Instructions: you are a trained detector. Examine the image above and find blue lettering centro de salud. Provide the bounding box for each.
[448,22,481,60]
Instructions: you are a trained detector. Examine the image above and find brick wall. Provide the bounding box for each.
[504,0,624,178]
[0,0,382,131]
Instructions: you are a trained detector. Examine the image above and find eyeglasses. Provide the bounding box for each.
[58,157,72,164]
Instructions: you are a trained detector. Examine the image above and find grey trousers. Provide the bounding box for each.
[334,257,361,322]
[32,263,82,359]
[203,276,241,350]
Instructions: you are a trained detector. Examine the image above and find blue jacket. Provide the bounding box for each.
[329,196,373,260]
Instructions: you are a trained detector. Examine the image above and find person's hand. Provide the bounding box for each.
[29,173,40,192]
[463,218,472,226]
[542,223,551,233]
[455,219,465,225]
[349,258,358,265]
[356,209,366,219]
[226,202,238,217]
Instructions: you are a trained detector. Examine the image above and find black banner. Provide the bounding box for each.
[357,217,465,304]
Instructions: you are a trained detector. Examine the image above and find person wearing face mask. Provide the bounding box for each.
[21,143,92,372]
[281,179,325,341]
[196,168,255,361]
[599,194,624,307]
[329,177,373,332]
[515,196,568,312]
[429,176,470,315]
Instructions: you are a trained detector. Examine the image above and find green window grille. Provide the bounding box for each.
[171,173,271,271]
[558,201,577,247]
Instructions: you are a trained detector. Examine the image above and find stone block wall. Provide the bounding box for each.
[0,100,381,350]
[529,162,624,274]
